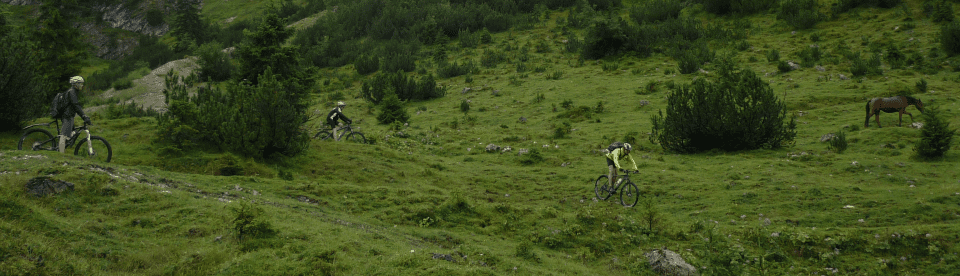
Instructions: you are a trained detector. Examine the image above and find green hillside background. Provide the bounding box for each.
[2,0,959,275]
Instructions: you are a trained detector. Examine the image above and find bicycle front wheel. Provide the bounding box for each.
[18,129,55,151]
[343,132,366,144]
[620,182,640,207]
[594,175,613,200]
[314,130,334,140]
[74,136,113,163]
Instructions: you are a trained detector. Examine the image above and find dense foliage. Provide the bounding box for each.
[361,71,445,104]
[0,31,53,131]
[156,12,313,158]
[651,59,796,153]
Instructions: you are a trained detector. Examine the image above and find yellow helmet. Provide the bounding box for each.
[69,76,84,84]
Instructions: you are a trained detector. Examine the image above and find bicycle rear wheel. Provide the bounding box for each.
[314,130,333,140]
[594,175,613,200]
[343,132,366,144]
[18,129,55,151]
[74,136,113,163]
[620,182,640,207]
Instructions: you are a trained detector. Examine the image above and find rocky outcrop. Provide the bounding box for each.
[93,3,171,37]
[25,177,75,197]
[644,248,699,276]
[3,0,193,59]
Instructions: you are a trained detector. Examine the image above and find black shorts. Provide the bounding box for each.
[606,158,615,167]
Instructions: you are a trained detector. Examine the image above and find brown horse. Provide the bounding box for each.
[865,95,924,128]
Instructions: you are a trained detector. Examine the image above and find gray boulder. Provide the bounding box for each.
[644,248,699,276]
[25,177,75,197]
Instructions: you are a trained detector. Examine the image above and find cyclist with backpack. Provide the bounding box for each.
[604,142,639,188]
[53,76,91,153]
[326,101,352,141]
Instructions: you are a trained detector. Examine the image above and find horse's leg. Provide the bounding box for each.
[875,112,882,128]
[898,109,904,127]
[865,102,871,128]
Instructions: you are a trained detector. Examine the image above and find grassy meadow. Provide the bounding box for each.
[2,0,960,275]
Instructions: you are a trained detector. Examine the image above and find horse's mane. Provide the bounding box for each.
[903,95,921,105]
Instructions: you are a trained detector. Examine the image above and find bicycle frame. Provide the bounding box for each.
[22,120,93,151]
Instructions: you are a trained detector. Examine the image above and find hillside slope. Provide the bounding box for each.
[3,1,960,275]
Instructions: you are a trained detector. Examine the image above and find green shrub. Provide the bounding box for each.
[582,16,629,59]
[701,0,778,15]
[767,49,780,62]
[459,100,470,113]
[798,45,822,67]
[916,78,928,93]
[915,105,956,158]
[777,0,823,30]
[777,60,793,73]
[231,202,277,241]
[195,42,234,82]
[833,0,902,14]
[377,91,410,125]
[480,50,507,68]
[362,71,445,104]
[828,129,848,154]
[931,0,955,23]
[113,78,134,90]
[850,53,883,76]
[145,9,165,27]
[886,44,907,69]
[650,59,796,153]
[105,102,159,119]
[519,148,544,165]
[354,54,380,75]
[0,31,50,131]
[437,60,476,78]
[630,0,682,24]
[940,22,960,56]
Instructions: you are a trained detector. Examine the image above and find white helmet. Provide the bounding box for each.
[624,143,632,151]
[69,76,84,84]
[337,101,345,107]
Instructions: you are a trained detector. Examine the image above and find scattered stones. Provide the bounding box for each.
[820,133,837,142]
[911,122,923,129]
[517,148,529,156]
[518,117,527,123]
[501,146,512,154]
[432,253,456,262]
[485,144,501,152]
[838,74,849,80]
[25,177,75,197]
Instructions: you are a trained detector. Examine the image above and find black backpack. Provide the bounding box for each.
[607,141,624,153]
[49,92,68,119]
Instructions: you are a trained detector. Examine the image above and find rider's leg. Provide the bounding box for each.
[334,123,344,141]
[607,158,617,187]
[59,117,74,153]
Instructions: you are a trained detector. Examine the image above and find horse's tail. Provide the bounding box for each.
[864,99,871,127]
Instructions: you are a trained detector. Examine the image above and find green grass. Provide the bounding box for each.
[3,1,960,275]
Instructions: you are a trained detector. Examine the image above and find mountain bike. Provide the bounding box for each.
[18,120,113,163]
[594,169,640,207]
[314,124,366,143]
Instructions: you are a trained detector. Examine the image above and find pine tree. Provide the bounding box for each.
[171,0,206,52]
[377,90,410,125]
[914,105,956,158]
[31,2,88,93]
[1,31,52,131]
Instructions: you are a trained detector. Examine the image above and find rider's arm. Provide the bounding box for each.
[339,111,351,124]
[69,89,89,121]
[624,153,639,171]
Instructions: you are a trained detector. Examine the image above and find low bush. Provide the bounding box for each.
[777,0,823,30]
[651,58,796,153]
[940,22,960,56]
[361,71,445,104]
